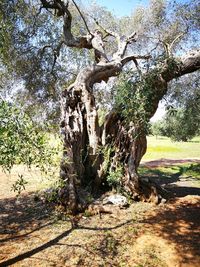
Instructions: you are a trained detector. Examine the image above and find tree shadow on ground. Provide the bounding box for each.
[0,193,54,237]
[0,189,134,266]
[0,214,132,267]
[167,185,200,197]
[1,162,200,266]
[141,197,200,266]
[140,162,200,197]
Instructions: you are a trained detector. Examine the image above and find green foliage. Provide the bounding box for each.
[183,164,200,179]
[100,145,124,191]
[11,174,28,196]
[0,1,13,66]
[164,72,200,141]
[114,71,160,133]
[154,107,199,142]
[150,0,166,27]
[101,145,114,174]
[151,121,164,137]
[0,100,60,172]
[107,164,123,190]
[98,108,108,126]
[43,188,59,203]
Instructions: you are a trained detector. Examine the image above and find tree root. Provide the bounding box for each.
[125,178,172,204]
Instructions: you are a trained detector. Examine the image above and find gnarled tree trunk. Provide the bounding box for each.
[59,63,124,212]
[40,1,200,213]
[59,53,200,213]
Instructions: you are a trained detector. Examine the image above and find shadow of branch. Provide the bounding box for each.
[0,219,133,266]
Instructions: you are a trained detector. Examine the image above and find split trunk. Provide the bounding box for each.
[59,67,168,213]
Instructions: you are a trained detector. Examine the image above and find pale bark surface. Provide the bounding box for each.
[41,1,200,213]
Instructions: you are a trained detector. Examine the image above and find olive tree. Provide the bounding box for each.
[1,0,200,213]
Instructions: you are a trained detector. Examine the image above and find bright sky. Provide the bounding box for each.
[83,0,149,17]
[83,0,188,17]
[150,102,166,122]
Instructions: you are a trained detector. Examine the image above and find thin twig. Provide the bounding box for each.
[169,29,188,52]
[39,45,53,57]
[91,15,119,39]
[71,0,92,35]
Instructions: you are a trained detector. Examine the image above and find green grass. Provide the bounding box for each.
[143,136,200,161]
[138,163,200,187]
[139,163,200,178]
[180,163,200,178]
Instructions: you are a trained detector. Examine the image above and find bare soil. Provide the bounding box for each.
[0,161,200,267]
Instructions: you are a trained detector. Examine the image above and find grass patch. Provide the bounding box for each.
[143,136,200,161]
[181,163,200,179]
[139,163,200,186]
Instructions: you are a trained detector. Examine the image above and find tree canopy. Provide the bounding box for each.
[0,0,199,122]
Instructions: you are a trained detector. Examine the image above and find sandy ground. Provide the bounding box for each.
[0,161,200,267]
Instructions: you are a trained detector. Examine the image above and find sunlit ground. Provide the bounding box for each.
[143,136,200,161]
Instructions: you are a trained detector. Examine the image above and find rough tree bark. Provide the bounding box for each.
[41,1,200,213]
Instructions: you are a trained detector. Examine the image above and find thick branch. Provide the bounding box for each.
[92,17,120,40]
[41,0,93,49]
[113,32,137,60]
[75,61,123,86]
[162,49,200,82]
[178,50,200,76]
[40,1,139,65]
[121,54,151,66]
[62,6,93,49]
[91,16,137,61]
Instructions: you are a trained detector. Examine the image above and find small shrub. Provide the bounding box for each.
[107,164,123,191]
[11,174,28,196]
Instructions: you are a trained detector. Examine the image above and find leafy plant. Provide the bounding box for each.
[0,100,62,195]
[101,145,114,174]
[0,100,60,172]
[11,174,28,196]
[152,107,200,142]
[107,164,123,190]
[114,71,160,134]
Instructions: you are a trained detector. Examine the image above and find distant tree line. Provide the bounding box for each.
[151,106,200,142]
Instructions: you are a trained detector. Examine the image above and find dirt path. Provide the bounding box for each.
[0,162,200,267]
[141,158,200,168]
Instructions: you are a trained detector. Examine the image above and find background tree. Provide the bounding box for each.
[0,0,200,213]
[151,108,199,142]
[164,73,200,141]
[0,100,58,174]
[150,120,165,138]
[151,73,200,141]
